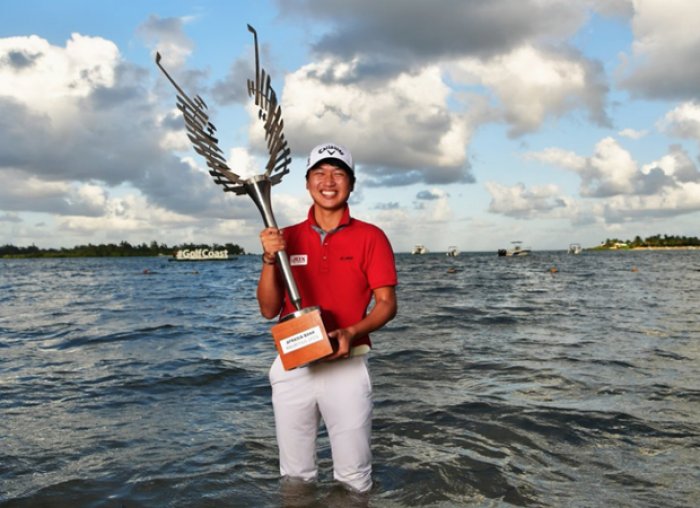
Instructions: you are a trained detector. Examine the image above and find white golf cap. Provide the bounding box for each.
[305,142,354,175]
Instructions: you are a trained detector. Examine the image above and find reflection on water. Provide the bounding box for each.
[1,251,699,507]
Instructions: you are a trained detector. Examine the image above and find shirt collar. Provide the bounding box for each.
[307,204,352,231]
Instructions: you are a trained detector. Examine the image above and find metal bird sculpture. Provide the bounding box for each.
[155,24,302,310]
[155,24,291,195]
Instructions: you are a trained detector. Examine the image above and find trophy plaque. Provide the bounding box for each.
[156,25,332,369]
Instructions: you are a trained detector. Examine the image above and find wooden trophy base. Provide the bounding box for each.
[271,306,333,370]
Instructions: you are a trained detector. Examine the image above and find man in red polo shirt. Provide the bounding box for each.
[257,141,398,493]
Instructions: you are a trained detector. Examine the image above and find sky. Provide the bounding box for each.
[1,0,700,253]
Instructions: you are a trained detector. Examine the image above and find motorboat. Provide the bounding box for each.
[446,246,459,257]
[568,243,583,255]
[498,241,531,257]
[412,244,428,255]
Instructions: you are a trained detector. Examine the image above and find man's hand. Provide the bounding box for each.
[324,327,355,361]
[320,286,396,362]
[260,227,286,260]
[257,227,286,319]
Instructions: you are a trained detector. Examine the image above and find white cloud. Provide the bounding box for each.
[227,145,266,180]
[618,0,700,98]
[450,44,608,136]
[0,170,109,217]
[137,15,195,68]
[280,58,474,185]
[485,181,568,218]
[584,137,638,196]
[618,128,648,139]
[515,138,700,225]
[157,109,192,152]
[641,145,700,183]
[428,195,453,222]
[0,33,234,220]
[630,0,699,57]
[528,138,639,196]
[0,34,118,117]
[58,193,193,237]
[71,183,109,213]
[412,188,452,221]
[603,182,700,222]
[658,101,700,144]
[525,147,586,171]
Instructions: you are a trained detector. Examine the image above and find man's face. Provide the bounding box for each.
[306,162,353,212]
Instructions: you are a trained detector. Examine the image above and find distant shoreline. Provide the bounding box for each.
[592,246,700,251]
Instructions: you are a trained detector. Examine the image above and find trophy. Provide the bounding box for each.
[155,25,332,369]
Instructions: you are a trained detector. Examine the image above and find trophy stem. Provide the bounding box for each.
[244,176,303,311]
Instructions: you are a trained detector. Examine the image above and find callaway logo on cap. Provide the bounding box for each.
[318,145,344,156]
[306,142,354,173]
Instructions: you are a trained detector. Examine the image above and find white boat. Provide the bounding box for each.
[446,246,459,257]
[498,241,531,257]
[170,248,233,261]
[568,243,583,255]
[412,244,428,255]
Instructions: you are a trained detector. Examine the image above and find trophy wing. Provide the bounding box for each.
[246,24,291,186]
[156,53,247,195]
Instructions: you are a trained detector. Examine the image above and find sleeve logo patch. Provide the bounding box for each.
[290,254,308,266]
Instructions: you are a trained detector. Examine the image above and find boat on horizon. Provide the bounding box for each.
[568,243,583,255]
[446,246,459,257]
[498,241,531,257]
[412,244,428,255]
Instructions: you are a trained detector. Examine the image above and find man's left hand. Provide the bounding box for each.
[324,328,354,360]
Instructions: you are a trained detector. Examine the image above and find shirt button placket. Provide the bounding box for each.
[320,239,330,273]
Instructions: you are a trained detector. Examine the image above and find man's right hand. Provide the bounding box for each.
[260,227,286,261]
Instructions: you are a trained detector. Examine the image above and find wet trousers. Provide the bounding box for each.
[269,354,373,493]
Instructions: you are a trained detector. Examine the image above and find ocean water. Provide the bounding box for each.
[1,251,699,507]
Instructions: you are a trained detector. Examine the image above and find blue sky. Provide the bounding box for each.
[2,0,699,253]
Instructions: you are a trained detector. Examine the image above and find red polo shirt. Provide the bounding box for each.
[278,205,397,349]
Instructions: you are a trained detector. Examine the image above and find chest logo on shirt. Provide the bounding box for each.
[290,254,308,266]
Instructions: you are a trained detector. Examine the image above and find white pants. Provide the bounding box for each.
[269,354,373,493]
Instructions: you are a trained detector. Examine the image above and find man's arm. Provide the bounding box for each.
[257,227,285,319]
[325,285,397,360]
